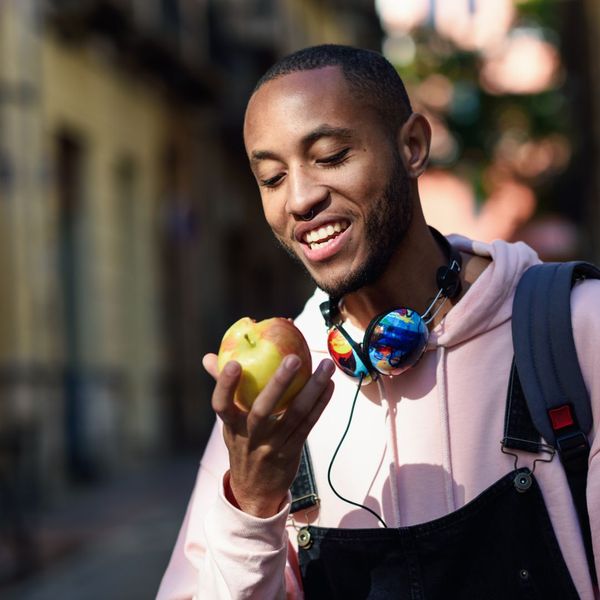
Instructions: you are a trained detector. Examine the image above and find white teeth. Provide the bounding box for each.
[310,240,327,250]
[303,221,349,244]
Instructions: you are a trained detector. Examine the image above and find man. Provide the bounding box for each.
[158,45,599,599]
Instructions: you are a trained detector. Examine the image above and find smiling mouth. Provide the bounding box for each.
[302,220,349,250]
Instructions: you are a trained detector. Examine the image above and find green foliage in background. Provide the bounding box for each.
[391,0,573,213]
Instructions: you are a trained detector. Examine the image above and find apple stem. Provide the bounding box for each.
[244,333,256,347]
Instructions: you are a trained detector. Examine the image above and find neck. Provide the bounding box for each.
[340,219,454,330]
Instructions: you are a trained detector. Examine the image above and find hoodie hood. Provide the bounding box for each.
[431,235,540,348]
[294,235,540,353]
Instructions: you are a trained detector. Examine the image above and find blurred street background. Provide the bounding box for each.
[1,0,600,598]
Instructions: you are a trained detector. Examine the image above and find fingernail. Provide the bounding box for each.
[224,362,240,376]
[318,359,335,379]
[284,355,301,372]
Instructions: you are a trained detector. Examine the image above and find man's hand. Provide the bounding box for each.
[203,353,335,518]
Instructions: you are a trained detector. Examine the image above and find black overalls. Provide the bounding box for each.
[291,378,585,599]
[297,468,579,599]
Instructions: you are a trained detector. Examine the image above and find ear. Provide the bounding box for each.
[397,113,431,178]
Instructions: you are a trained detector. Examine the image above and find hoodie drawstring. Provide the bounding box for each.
[376,346,456,527]
[378,377,402,528]
[436,345,456,514]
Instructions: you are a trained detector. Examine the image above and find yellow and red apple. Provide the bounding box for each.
[217,317,312,413]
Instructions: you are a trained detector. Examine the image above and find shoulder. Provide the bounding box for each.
[571,277,600,345]
[570,277,600,442]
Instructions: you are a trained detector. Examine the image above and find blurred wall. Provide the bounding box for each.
[0,0,209,502]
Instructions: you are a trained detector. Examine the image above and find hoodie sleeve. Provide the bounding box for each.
[156,421,303,600]
[571,278,600,585]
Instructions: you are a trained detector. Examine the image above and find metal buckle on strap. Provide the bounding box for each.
[500,438,555,473]
[292,493,319,506]
[555,430,589,465]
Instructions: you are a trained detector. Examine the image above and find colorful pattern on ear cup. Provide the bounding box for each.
[327,327,373,384]
[366,308,429,376]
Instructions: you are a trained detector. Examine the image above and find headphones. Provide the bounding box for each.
[320,228,462,384]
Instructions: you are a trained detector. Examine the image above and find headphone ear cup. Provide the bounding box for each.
[365,309,429,376]
[327,326,373,384]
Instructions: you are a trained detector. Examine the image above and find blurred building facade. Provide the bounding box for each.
[0,0,381,580]
[1,0,210,510]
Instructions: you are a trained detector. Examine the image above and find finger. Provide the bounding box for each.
[286,379,335,448]
[248,354,303,423]
[277,359,335,433]
[202,353,218,380]
[212,361,243,424]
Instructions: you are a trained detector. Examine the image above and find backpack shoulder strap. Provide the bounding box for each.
[512,261,600,445]
[511,260,600,584]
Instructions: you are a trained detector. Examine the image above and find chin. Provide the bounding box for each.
[276,237,370,297]
[312,270,363,299]
[306,262,346,290]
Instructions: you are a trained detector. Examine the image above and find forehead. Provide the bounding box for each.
[244,66,380,152]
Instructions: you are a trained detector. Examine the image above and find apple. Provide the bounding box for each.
[217,317,312,413]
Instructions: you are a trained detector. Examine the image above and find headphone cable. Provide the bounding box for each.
[326,373,389,528]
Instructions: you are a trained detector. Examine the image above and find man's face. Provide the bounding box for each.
[243,66,413,298]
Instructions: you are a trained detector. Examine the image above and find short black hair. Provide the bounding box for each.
[253,44,413,133]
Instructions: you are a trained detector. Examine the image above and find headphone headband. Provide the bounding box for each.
[430,227,462,299]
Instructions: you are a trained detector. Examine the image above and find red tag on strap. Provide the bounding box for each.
[548,405,575,431]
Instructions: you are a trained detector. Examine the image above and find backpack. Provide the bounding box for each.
[291,260,600,580]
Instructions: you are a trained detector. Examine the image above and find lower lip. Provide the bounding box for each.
[300,226,351,262]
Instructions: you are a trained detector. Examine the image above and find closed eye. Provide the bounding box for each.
[317,148,350,166]
[260,173,284,188]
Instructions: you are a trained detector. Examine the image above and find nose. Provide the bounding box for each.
[286,166,329,220]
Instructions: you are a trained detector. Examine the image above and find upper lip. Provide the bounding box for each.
[294,216,351,243]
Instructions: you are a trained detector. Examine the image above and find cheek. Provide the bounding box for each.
[342,163,390,204]
[261,197,288,237]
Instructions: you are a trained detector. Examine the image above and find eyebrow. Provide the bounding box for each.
[250,124,354,164]
[303,125,353,145]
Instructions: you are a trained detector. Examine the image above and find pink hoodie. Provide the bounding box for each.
[157,236,600,599]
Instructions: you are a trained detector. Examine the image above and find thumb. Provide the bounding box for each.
[202,353,219,380]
